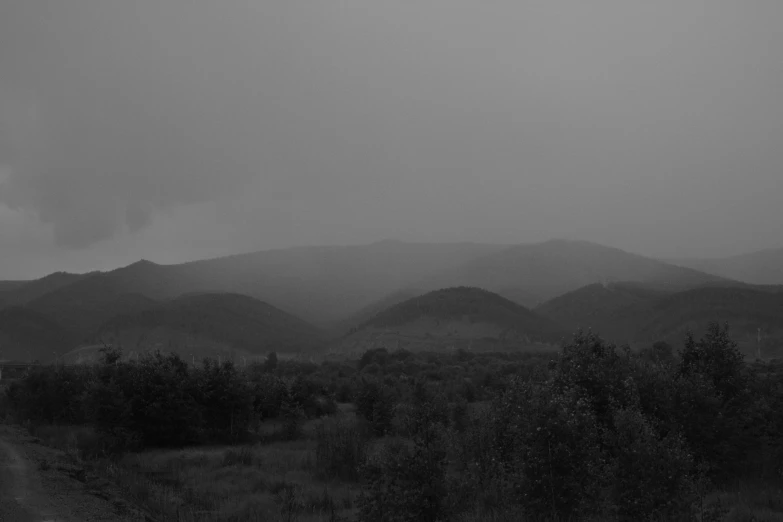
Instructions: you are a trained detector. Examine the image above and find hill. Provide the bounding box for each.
[26,274,159,340]
[670,247,783,285]
[0,307,79,362]
[19,242,504,327]
[335,287,564,354]
[536,283,783,358]
[413,240,728,308]
[635,286,783,352]
[0,280,30,292]
[87,292,324,361]
[334,288,425,334]
[0,271,94,309]
[534,282,666,342]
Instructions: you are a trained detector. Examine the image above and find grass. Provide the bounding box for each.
[16,403,783,522]
[24,409,364,521]
[705,481,783,522]
[97,440,359,521]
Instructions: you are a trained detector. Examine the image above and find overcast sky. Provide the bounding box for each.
[1,1,782,279]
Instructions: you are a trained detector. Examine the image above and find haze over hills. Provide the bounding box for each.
[0,272,94,308]
[334,288,425,335]
[535,283,783,358]
[534,282,666,342]
[0,281,30,292]
[0,307,79,362]
[27,283,159,342]
[413,240,728,308]
[3,238,780,362]
[636,286,783,348]
[66,292,324,364]
[335,287,564,354]
[6,241,503,327]
[669,247,783,285]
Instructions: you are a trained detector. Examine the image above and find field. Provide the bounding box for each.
[3,327,783,521]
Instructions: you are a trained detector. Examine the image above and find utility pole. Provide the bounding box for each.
[757,328,762,360]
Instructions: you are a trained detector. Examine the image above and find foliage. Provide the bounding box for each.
[5,321,783,521]
[314,418,370,481]
[355,379,395,436]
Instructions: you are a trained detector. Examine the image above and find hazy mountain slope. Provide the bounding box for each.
[670,247,783,285]
[0,281,30,292]
[634,287,783,349]
[27,274,159,340]
[90,292,323,358]
[336,287,564,353]
[0,307,79,362]
[534,282,666,343]
[23,242,505,326]
[0,272,95,308]
[335,288,425,333]
[0,281,31,308]
[416,240,729,307]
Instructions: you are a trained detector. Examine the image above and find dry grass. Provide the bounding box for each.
[80,410,364,522]
[17,407,783,521]
[705,481,783,522]
[96,440,359,521]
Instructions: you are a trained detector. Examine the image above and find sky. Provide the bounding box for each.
[1,1,782,279]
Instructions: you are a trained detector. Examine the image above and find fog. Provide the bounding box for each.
[1,1,782,278]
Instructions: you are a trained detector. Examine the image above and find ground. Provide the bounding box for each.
[0,424,144,522]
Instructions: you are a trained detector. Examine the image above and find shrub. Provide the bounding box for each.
[193,359,254,443]
[605,406,696,520]
[355,380,394,437]
[314,419,369,481]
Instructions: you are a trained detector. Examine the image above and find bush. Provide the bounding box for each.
[358,430,448,521]
[193,359,254,443]
[606,406,696,520]
[355,380,394,437]
[315,419,369,481]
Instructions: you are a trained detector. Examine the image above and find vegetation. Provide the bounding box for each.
[3,322,783,520]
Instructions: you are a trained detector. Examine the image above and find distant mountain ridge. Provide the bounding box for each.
[535,282,783,358]
[87,292,323,360]
[413,239,728,308]
[669,247,783,285]
[0,239,753,361]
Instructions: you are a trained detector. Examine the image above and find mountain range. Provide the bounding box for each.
[669,247,783,285]
[1,239,782,363]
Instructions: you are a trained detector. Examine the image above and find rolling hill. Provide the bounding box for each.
[334,288,425,334]
[670,247,783,285]
[27,282,159,342]
[0,280,30,292]
[85,292,324,361]
[635,286,783,349]
[536,283,783,358]
[18,242,505,328]
[0,307,79,362]
[534,282,667,342]
[335,287,565,354]
[412,240,728,308]
[0,271,94,308]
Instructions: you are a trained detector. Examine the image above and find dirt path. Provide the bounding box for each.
[0,424,144,521]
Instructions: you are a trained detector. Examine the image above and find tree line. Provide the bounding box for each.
[2,323,782,520]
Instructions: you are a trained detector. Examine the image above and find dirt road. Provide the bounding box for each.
[0,424,141,521]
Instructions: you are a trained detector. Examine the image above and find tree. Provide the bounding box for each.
[679,322,746,402]
[264,351,278,373]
